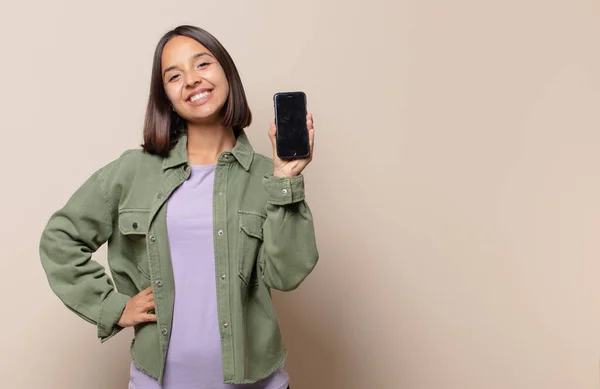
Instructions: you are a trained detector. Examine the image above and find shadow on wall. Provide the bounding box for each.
[274,292,355,389]
[272,239,365,389]
[38,303,132,389]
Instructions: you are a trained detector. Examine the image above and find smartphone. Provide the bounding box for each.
[273,91,310,159]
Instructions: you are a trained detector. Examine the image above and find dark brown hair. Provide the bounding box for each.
[142,25,252,156]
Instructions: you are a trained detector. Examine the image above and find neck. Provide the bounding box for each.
[186,120,236,165]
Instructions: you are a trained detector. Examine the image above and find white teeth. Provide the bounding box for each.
[190,91,211,102]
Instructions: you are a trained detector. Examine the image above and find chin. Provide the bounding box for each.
[186,112,222,126]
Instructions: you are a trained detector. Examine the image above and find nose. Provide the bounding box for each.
[184,71,201,87]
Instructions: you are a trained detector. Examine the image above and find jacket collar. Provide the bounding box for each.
[162,130,254,171]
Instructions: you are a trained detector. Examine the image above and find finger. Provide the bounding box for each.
[144,300,156,311]
[143,293,155,304]
[268,121,277,145]
[142,291,154,302]
[269,121,283,163]
[141,313,157,323]
[307,113,314,130]
[142,286,153,295]
[308,122,315,154]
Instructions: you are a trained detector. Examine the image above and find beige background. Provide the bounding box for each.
[1,0,599,388]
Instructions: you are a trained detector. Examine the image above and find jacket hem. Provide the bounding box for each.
[130,342,160,381]
[223,348,287,384]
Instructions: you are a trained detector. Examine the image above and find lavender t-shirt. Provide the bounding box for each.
[129,164,289,389]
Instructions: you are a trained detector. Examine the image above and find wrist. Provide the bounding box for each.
[273,169,295,178]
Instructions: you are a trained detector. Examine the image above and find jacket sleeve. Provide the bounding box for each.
[258,174,319,291]
[39,170,130,342]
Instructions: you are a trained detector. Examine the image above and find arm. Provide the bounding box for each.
[258,174,319,291]
[39,170,130,342]
[259,112,319,291]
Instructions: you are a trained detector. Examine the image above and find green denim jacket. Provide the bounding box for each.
[39,131,319,384]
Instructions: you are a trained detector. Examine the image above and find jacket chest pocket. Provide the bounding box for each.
[118,209,151,280]
[237,211,266,286]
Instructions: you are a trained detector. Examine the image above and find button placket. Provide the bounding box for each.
[212,162,233,364]
[145,170,189,353]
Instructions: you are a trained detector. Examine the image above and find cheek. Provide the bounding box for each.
[206,68,229,93]
[221,80,230,101]
[164,84,181,105]
[216,76,230,102]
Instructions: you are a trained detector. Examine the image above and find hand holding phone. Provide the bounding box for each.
[269,91,314,178]
[273,91,310,159]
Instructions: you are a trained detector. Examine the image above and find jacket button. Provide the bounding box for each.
[132,222,139,229]
[149,235,156,242]
[161,328,168,336]
[155,280,163,287]
[157,193,163,199]
[223,322,229,328]
[217,229,224,236]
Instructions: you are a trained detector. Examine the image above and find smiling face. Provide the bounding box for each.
[142,26,253,156]
[161,35,230,126]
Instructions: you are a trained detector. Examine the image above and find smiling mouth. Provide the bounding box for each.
[189,90,212,102]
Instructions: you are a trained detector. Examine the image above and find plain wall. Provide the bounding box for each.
[1,0,599,388]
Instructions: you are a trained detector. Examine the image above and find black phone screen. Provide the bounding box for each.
[274,92,309,159]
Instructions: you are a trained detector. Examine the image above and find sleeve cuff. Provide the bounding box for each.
[262,174,305,205]
[97,291,130,342]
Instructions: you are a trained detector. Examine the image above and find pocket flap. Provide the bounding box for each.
[118,209,150,235]
[238,211,266,240]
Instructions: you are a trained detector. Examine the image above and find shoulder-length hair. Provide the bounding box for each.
[142,25,252,156]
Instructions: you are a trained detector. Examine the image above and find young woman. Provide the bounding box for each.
[39,25,318,389]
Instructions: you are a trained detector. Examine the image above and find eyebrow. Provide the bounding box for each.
[163,52,212,77]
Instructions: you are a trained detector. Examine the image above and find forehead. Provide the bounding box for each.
[161,36,212,70]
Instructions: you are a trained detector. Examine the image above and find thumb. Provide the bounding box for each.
[268,121,277,149]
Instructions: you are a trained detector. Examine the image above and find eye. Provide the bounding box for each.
[197,62,210,69]
[168,74,180,83]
